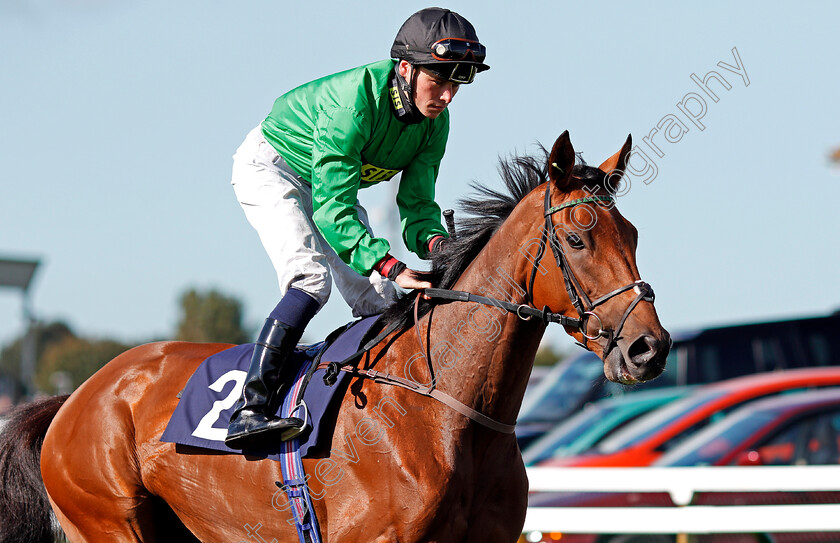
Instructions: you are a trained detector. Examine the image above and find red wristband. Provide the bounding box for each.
[374,254,399,278]
[427,235,445,254]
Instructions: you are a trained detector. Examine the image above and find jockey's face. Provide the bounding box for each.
[399,61,460,119]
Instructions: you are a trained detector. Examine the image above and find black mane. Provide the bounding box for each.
[370,148,606,337]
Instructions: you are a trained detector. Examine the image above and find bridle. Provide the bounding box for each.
[422,173,656,355]
[525,171,656,354]
[322,173,657,433]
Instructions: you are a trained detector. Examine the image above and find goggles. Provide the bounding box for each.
[431,38,487,63]
[421,63,477,85]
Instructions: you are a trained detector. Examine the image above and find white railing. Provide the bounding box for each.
[524,466,840,535]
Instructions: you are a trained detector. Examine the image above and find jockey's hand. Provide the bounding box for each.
[375,254,432,298]
[394,267,433,291]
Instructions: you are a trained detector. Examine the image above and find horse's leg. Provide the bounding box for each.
[42,406,163,543]
[47,497,156,543]
[47,492,199,543]
[465,437,529,543]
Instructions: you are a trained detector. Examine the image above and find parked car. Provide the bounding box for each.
[521,387,694,466]
[524,365,552,399]
[516,311,840,449]
[537,367,840,467]
[655,387,840,467]
[524,389,840,543]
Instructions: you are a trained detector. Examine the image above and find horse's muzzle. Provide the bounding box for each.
[606,331,671,384]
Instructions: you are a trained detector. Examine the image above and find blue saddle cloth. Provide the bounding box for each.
[160,315,378,460]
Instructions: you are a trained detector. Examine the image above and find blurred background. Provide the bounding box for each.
[1,1,839,406]
[3,4,840,541]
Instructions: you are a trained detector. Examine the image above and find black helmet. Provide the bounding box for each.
[391,7,489,84]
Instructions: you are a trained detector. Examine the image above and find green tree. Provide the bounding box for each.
[34,336,131,394]
[0,320,74,380]
[0,321,133,396]
[534,343,566,367]
[175,288,249,344]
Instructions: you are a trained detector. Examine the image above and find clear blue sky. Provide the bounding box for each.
[2,1,838,352]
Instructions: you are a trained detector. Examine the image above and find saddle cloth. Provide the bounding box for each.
[160,315,379,460]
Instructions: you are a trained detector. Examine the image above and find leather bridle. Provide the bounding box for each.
[322,176,658,433]
[422,177,656,355]
[525,175,655,355]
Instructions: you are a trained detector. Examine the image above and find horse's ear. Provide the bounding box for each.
[548,131,575,189]
[598,133,633,177]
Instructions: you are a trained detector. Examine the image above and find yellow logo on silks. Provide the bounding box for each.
[360,163,400,183]
[389,86,403,111]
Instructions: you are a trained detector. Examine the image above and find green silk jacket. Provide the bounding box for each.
[261,59,449,276]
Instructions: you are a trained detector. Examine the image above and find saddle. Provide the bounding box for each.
[160,315,380,460]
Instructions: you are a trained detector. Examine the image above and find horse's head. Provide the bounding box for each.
[529,131,670,384]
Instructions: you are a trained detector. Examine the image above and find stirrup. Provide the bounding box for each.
[280,400,310,442]
[225,415,304,449]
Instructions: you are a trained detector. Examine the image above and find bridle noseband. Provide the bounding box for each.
[524,175,655,354]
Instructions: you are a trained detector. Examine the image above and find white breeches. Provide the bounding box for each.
[231,126,397,318]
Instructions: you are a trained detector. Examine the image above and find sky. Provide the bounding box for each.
[1,1,839,353]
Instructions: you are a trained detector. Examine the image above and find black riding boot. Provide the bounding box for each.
[225,319,306,449]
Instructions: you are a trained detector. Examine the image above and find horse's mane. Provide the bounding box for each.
[367,147,607,339]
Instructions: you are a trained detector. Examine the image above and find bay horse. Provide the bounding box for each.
[0,132,669,543]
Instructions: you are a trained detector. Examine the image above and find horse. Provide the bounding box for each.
[0,131,670,543]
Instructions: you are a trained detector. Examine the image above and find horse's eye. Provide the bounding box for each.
[566,232,585,249]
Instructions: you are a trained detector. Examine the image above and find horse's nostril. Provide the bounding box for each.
[627,335,656,367]
[626,334,670,380]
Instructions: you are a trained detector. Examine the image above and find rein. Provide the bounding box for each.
[322,178,656,435]
[422,288,582,327]
[320,290,516,433]
[320,302,516,434]
[322,362,517,434]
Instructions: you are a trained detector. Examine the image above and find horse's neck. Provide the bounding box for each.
[417,203,546,428]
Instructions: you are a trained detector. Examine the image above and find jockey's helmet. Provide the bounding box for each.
[391,7,489,84]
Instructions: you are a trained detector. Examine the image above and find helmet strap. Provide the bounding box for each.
[390,64,426,124]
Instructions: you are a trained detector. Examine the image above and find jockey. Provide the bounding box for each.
[225,7,489,449]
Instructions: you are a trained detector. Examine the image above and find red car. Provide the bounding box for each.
[538,367,840,468]
[653,387,840,467]
[525,388,840,543]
